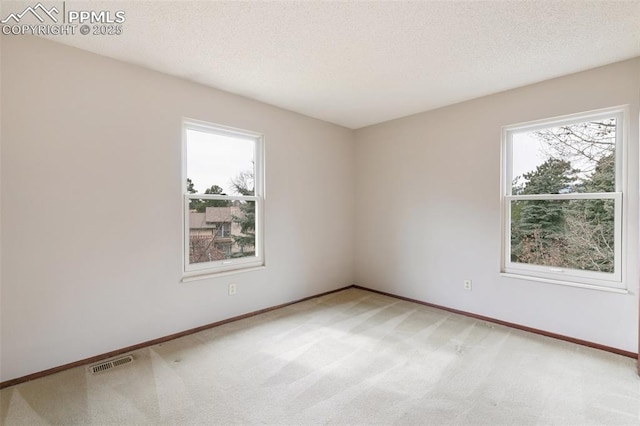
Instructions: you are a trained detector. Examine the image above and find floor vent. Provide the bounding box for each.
[89,355,134,374]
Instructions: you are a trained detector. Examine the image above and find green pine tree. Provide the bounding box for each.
[230,169,256,257]
[511,158,578,266]
[198,185,231,211]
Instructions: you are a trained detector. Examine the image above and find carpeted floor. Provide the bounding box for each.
[1,288,639,425]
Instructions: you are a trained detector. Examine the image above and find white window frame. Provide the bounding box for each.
[182,119,265,278]
[500,107,626,290]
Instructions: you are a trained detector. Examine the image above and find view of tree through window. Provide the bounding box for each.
[183,122,263,274]
[505,112,621,281]
[187,171,256,264]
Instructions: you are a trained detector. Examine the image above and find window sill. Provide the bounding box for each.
[500,273,629,294]
[182,265,266,283]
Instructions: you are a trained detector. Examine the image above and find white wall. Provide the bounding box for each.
[355,58,640,353]
[0,36,356,382]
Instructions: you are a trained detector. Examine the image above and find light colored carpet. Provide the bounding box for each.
[1,288,639,425]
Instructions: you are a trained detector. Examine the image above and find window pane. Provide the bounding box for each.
[186,129,255,196]
[510,199,615,273]
[511,118,616,195]
[188,200,256,264]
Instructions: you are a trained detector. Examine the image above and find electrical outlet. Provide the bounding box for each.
[228,283,237,295]
[463,280,472,291]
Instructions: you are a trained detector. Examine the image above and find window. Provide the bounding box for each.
[183,119,264,277]
[217,222,231,238]
[501,107,625,289]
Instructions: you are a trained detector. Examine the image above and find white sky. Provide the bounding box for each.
[186,129,254,195]
[512,132,547,184]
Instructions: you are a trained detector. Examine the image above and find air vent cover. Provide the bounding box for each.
[89,355,134,374]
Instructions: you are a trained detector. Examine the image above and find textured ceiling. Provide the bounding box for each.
[21,0,640,128]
